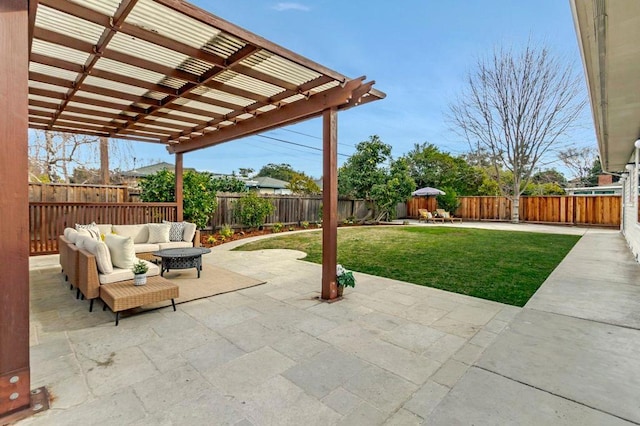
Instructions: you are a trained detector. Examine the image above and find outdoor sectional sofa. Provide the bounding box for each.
[59,222,199,313]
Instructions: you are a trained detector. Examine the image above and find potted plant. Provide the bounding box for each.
[132,260,149,286]
[336,264,356,297]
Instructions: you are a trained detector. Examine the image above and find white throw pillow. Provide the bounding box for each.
[83,238,113,274]
[182,222,197,242]
[105,234,136,269]
[75,234,93,250]
[147,223,170,244]
[163,221,186,242]
[64,227,79,243]
[75,222,100,241]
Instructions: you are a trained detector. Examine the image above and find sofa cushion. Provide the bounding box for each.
[158,241,192,250]
[98,259,159,284]
[112,224,149,244]
[75,234,93,250]
[83,238,113,274]
[147,223,170,243]
[75,222,100,240]
[105,234,136,269]
[64,227,79,243]
[133,243,160,254]
[96,224,113,238]
[183,222,197,242]
[163,221,186,242]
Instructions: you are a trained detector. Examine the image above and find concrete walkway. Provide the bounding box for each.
[427,228,640,425]
[21,223,638,425]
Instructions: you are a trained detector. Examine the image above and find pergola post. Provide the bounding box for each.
[0,0,31,419]
[321,107,338,300]
[175,153,184,221]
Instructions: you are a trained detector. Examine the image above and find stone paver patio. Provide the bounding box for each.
[21,223,639,425]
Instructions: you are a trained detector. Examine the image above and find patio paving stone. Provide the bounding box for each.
[381,322,445,353]
[383,408,423,425]
[321,387,364,415]
[342,364,418,414]
[203,347,296,398]
[336,401,388,426]
[282,347,369,399]
[403,379,450,419]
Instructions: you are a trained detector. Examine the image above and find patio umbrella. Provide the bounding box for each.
[412,187,445,196]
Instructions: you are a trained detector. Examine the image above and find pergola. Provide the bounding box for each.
[0,0,384,420]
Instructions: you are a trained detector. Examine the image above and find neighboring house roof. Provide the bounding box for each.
[120,162,195,177]
[253,176,289,189]
[566,182,623,195]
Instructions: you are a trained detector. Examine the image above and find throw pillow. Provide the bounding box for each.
[105,234,136,269]
[182,222,197,242]
[75,222,100,241]
[64,227,79,243]
[83,238,113,274]
[147,223,171,244]
[163,220,186,242]
[75,234,93,251]
[442,212,450,219]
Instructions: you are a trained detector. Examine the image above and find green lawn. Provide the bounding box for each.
[234,226,580,306]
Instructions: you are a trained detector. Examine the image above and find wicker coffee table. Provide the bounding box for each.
[152,247,212,278]
[100,275,179,326]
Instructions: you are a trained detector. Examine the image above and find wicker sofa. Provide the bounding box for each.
[60,222,198,311]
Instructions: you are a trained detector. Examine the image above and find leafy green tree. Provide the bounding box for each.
[403,143,483,195]
[139,170,217,229]
[370,158,416,220]
[233,192,275,230]
[211,175,247,193]
[339,135,415,220]
[287,172,321,195]
[436,187,461,213]
[531,168,567,187]
[256,163,297,182]
[338,135,391,200]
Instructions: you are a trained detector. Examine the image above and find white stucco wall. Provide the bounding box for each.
[621,163,640,262]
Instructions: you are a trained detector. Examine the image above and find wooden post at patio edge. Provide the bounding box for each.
[175,153,183,222]
[0,0,31,419]
[321,108,338,300]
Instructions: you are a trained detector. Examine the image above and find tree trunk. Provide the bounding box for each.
[100,137,110,184]
[511,180,520,223]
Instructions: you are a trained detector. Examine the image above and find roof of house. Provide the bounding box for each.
[253,176,289,189]
[571,0,640,171]
[120,161,195,177]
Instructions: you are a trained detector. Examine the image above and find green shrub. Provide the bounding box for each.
[139,169,217,229]
[206,235,216,244]
[436,187,460,213]
[220,224,234,238]
[272,222,284,233]
[301,221,310,229]
[233,192,275,230]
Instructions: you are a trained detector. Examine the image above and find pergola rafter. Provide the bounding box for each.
[1,0,384,421]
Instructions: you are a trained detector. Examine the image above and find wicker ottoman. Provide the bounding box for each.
[100,275,179,326]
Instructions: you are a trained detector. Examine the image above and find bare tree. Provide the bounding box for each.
[557,146,597,187]
[449,42,586,222]
[28,131,135,183]
[28,131,98,182]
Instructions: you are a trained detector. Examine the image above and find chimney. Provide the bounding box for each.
[597,174,613,186]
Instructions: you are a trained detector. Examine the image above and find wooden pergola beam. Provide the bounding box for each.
[169,77,366,153]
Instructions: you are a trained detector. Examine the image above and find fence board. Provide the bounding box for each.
[29,183,131,203]
[403,195,620,226]
[210,193,368,229]
[29,202,178,255]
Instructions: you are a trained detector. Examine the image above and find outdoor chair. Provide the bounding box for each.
[436,209,462,223]
[418,209,436,223]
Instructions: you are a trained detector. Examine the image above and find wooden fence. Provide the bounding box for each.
[30,202,178,255]
[29,182,133,203]
[439,195,620,226]
[211,193,368,229]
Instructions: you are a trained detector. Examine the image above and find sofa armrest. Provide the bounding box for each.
[193,229,201,247]
[78,248,101,300]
